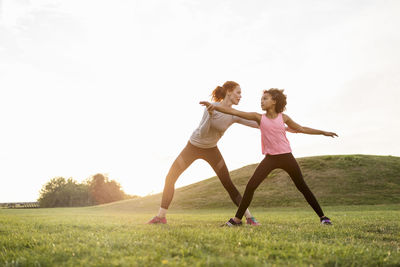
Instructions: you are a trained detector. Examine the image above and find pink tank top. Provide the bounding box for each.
[260,113,292,155]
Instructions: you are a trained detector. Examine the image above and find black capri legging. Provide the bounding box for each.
[235,153,324,219]
[161,141,243,209]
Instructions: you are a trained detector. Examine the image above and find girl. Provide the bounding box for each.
[148,81,263,225]
[200,88,337,226]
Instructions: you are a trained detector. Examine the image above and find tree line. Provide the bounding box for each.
[38,173,137,208]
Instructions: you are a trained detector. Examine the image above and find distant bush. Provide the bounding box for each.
[87,173,134,205]
[38,174,137,208]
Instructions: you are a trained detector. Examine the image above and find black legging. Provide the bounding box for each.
[161,141,243,209]
[235,153,324,219]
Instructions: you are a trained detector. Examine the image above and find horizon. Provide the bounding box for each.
[1,153,398,203]
[1,0,399,202]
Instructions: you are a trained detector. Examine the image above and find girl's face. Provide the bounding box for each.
[261,93,276,111]
[226,85,242,105]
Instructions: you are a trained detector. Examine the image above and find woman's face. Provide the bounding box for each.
[227,85,242,105]
[261,93,275,110]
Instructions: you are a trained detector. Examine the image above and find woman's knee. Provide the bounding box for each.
[164,171,179,188]
[165,162,184,185]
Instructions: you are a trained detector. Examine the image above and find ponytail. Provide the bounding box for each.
[211,81,239,102]
[211,86,225,102]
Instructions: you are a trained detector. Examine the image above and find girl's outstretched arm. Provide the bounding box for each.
[282,114,338,137]
[200,101,262,124]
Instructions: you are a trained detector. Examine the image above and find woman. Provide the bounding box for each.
[201,88,338,226]
[147,81,261,225]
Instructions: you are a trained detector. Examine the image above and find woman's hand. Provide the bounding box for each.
[323,131,338,138]
[200,101,215,115]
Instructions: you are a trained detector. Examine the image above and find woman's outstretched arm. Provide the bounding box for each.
[282,114,338,137]
[200,101,262,124]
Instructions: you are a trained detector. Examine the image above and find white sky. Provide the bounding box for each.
[0,0,399,202]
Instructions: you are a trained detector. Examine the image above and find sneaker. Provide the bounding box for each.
[147,216,167,224]
[246,216,261,226]
[320,216,332,225]
[223,218,242,227]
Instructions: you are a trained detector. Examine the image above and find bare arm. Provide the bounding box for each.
[286,127,299,133]
[282,114,338,137]
[235,117,259,129]
[200,101,262,124]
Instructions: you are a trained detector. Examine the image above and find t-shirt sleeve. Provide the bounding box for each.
[198,108,212,137]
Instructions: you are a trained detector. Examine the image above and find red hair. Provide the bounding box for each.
[211,81,239,102]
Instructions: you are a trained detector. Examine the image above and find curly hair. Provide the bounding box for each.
[263,88,287,113]
[211,81,239,102]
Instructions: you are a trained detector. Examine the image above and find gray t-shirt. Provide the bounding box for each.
[189,103,259,148]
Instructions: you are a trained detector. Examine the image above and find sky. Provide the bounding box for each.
[0,0,399,202]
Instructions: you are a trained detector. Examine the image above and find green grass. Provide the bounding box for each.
[2,155,400,266]
[1,205,399,266]
[98,155,400,212]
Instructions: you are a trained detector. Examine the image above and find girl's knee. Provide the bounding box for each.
[245,183,257,193]
[295,183,310,194]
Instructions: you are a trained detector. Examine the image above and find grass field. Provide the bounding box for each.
[1,205,399,266]
[2,155,399,266]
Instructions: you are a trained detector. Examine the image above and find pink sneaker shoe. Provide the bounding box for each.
[246,216,261,226]
[147,216,167,224]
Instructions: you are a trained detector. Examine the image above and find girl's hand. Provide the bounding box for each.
[323,131,338,138]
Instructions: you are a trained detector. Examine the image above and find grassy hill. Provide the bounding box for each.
[94,155,400,212]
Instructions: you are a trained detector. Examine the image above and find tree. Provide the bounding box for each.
[38,177,67,207]
[38,174,133,207]
[38,177,91,208]
[87,173,126,205]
